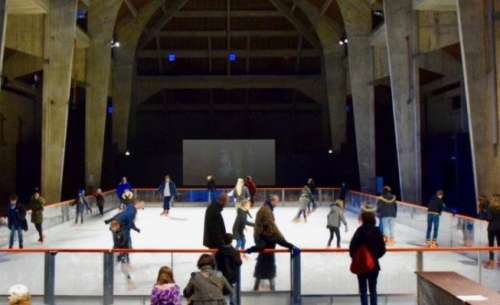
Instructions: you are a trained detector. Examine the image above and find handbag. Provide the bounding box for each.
[350,245,375,274]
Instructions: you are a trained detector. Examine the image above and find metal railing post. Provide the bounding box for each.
[291,251,301,305]
[319,189,322,206]
[236,265,242,305]
[282,189,285,206]
[416,251,423,272]
[103,252,114,305]
[44,251,57,305]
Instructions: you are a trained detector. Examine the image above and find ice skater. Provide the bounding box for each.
[228,178,250,208]
[207,175,216,203]
[110,220,136,290]
[116,177,132,208]
[7,194,27,249]
[307,178,318,212]
[326,201,348,248]
[27,188,45,244]
[72,189,89,225]
[94,188,105,216]
[293,186,311,223]
[232,200,254,259]
[155,175,177,216]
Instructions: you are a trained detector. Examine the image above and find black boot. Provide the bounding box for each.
[19,243,23,249]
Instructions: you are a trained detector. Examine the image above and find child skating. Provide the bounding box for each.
[326,201,348,248]
[72,190,89,225]
[293,186,311,223]
[110,220,136,290]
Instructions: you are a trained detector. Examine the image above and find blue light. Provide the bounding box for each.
[107,106,114,114]
[76,12,86,19]
[228,53,236,62]
[168,54,176,62]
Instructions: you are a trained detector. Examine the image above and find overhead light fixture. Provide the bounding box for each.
[168,54,176,62]
[76,12,86,19]
[110,39,120,48]
[228,52,236,62]
[339,34,348,45]
[125,151,130,156]
[328,149,333,154]
[374,10,384,17]
[338,40,344,45]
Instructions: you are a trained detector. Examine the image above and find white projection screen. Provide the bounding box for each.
[183,140,276,186]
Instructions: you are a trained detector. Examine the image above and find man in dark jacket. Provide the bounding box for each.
[216,233,242,305]
[425,190,447,248]
[203,193,229,249]
[7,194,27,249]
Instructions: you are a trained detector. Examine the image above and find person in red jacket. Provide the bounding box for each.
[246,176,257,208]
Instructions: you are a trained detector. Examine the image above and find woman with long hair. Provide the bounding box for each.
[228,178,250,207]
[150,266,182,305]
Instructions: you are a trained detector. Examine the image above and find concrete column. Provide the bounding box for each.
[323,48,347,153]
[85,0,122,190]
[456,0,494,197]
[41,0,78,203]
[347,36,376,193]
[384,0,422,203]
[0,0,8,93]
[113,2,160,154]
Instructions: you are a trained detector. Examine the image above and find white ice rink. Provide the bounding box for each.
[1,204,499,304]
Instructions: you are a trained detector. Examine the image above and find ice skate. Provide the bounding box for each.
[126,279,136,291]
[8,245,13,249]
[430,241,438,248]
[326,245,331,248]
[485,260,495,269]
[425,240,431,248]
[19,243,23,249]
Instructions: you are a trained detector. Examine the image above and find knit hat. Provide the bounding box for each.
[8,284,31,304]
[96,188,102,193]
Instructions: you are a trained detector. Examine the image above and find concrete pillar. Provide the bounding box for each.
[323,48,347,153]
[0,0,8,93]
[384,0,422,203]
[41,0,78,203]
[113,2,160,154]
[456,0,494,198]
[85,0,122,190]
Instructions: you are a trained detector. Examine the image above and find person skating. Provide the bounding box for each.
[232,200,254,259]
[104,189,135,225]
[254,195,283,245]
[7,194,27,249]
[72,189,89,225]
[110,219,136,290]
[246,223,299,291]
[246,176,257,208]
[203,193,229,249]
[339,182,348,202]
[425,190,451,248]
[116,177,132,209]
[94,188,105,216]
[228,178,250,208]
[26,188,45,244]
[114,200,143,261]
[376,186,397,245]
[293,186,311,223]
[327,201,348,248]
[307,178,318,212]
[207,175,216,203]
[155,175,177,216]
[485,194,500,269]
[215,233,242,305]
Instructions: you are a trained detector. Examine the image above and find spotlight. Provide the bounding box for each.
[168,54,176,62]
[125,151,130,156]
[76,12,86,19]
[339,40,344,45]
[110,40,120,48]
[374,10,384,17]
[228,52,236,62]
[107,106,114,114]
[328,149,333,154]
[344,38,348,44]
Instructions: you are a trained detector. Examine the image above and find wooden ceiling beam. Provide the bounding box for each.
[159,30,300,37]
[268,0,322,50]
[137,0,189,50]
[174,10,283,18]
[137,49,320,59]
[124,0,138,18]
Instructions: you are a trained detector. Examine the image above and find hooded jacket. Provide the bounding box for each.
[215,244,242,284]
[112,227,129,249]
[327,204,347,228]
[377,193,397,218]
[349,224,386,272]
[427,196,447,216]
[115,204,139,232]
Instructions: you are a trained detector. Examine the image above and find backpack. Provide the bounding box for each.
[350,245,375,274]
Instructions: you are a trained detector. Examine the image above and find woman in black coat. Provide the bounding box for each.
[232,200,254,256]
[307,178,318,212]
[349,211,386,305]
[247,223,295,291]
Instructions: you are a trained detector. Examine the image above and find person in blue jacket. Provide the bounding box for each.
[117,177,132,204]
[115,200,144,263]
[156,175,177,216]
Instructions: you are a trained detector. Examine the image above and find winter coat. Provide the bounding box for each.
[487,207,500,232]
[232,207,254,240]
[7,203,28,231]
[307,182,318,196]
[115,204,139,232]
[215,244,242,284]
[377,193,397,218]
[150,283,182,305]
[427,196,447,216]
[156,181,177,197]
[203,202,226,249]
[297,197,308,211]
[249,233,294,279]
[95,193,105,207]
[254,201,283,240]
[27,196,45,224]
[183,266,234,304]
[116,182,132,198]
[349,224,386,272]
[327,204,347,228]
[230,186,250,203]
[207,179,216,192]
[112,228,129,249]
[246,180,257,195]
[73,195,89,213]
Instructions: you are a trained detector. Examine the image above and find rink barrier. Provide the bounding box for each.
[2,247,500,305]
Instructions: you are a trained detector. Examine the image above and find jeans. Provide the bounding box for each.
[488,230,500,260]
[328,227,340,247]
[35,223,43,241]
[296,210,307,220]
[9,225,23,246]
[235,237,246,250]
[307,195,317,211]
[382,217,395,238]
[253,278,275,291]
[357,271,379,305]
[426,214,440,241]
[75,210,84,224]
[163,196,171,211]
[227,283,237,305]
[378,218,384,235]
[208,191,214,203]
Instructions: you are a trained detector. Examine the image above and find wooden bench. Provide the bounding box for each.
[416,271,500,305]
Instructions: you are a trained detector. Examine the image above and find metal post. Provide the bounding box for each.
[103,252,114,305]
[319,189,322,206]
[478,251,483,285]
[44,252,57,305]
[416,251,423,272]
[282,189,285,206]
[236,265,242,305]
[291,251,301,305]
